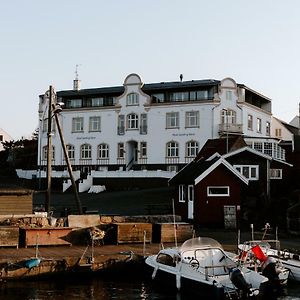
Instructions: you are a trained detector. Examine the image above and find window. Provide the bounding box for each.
[226,90,233,101]
[167,165,178,172]
[190,90,209,100]
[166,112,179,129]
[127,113,139,129]
[253,142,263,153]
[66,144,75,159]
[42,118,55,133]
[247,115,253,130]
[67,99,82,108]
[140,142,147,157]
[221,109,236,124]
[186,141,198,158]
[91,97,104,107]
[89,116,101,132]
[179,185,186,202]
[0,135,2,142]
[270,169,282,179]
[266,121,271,136]
[185,111,199,128]
[118,115,125,135]
[98,144,109,159]
[207,186,229,197]
[275,128,282,138]
[152,93,164,103]
[72,117,84,132]
[127,93,139,106]
[118,143,125,158]
[169,92,189,102]
[156,253,176,267]
[42,145,55,160]
[234,165,259,180]
[140,113,147,134]
[257,118,262,133]
[264,142,272,156]
[80,144,91,159]
[166,141,179,157]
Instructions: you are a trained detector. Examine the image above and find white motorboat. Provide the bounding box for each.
[145,237,270,299]
[238,240,299,282]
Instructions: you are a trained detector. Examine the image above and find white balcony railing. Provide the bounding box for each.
[219,123,243,134]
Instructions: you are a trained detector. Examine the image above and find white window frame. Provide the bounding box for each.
[118,143,125,158]
[42,145,55,160]
[166,141,179,157]
[72,117,84,132]
[140,142,147,158]
[226,90,233,101]
[166,112,179,129]
[127,113,139,129]
[207,186,230,197]
[257,118,262,133]
[89,116,101,132]
[270,169,282,179]
[98,143,109,159]
[80,144,92,159]
[68,99,82,108]
[266,121,271,136]
[185,111,199,128]
[179,185,186,202]
[126,93,139,106]
[66,144,75,159]
[186,140,198,158]
[234,165,259,180]
[247,114,253,131]
[91,97,104,106]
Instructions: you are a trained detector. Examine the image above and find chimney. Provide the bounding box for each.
[73,78,81,91]
[73,64,81,91]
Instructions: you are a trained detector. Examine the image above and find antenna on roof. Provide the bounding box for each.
[180,74,183,82]
[73,64,81,91]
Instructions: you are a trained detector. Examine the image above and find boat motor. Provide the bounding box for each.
[229,267,251,293]
[261,257,279,281]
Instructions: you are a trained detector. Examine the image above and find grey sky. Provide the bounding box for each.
[1,1,300,139]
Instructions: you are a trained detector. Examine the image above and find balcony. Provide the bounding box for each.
[219,123,243,134]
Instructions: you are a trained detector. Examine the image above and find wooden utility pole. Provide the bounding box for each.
[52,103,83,215]
[45,86,53,213]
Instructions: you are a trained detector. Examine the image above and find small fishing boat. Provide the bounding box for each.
[145,237,269,299]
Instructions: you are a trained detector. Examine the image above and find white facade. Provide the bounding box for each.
[38,73,281,178]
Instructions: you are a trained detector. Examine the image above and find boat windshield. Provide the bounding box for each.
[180,237,222,253]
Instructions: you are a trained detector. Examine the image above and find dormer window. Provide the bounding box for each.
[127,93,139,106]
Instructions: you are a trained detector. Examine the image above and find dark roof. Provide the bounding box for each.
[196,136,246,160]
[169,157,218,185]
[56,79,220,98]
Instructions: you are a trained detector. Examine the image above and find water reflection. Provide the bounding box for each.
[0,277,299,300]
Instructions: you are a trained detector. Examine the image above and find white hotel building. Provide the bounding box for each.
[37,73,286,190]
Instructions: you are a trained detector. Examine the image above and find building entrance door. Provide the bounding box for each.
[187,185,194,219]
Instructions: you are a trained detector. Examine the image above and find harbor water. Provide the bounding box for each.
[0,277,299,300]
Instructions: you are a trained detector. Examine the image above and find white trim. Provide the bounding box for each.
[194,158,248,185]
[179,185,186,202]
[222,146,272,160]
[206,152,221,161]
[207,186,230,197]
[270,168,283,179]
[234,165,259,181]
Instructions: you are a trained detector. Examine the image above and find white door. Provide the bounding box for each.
[187,185,194,219]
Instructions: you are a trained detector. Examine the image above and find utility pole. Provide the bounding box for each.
[45,86,53,213]
[52,102,83,215]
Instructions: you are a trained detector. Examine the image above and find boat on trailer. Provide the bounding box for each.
[145,237,270,299]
